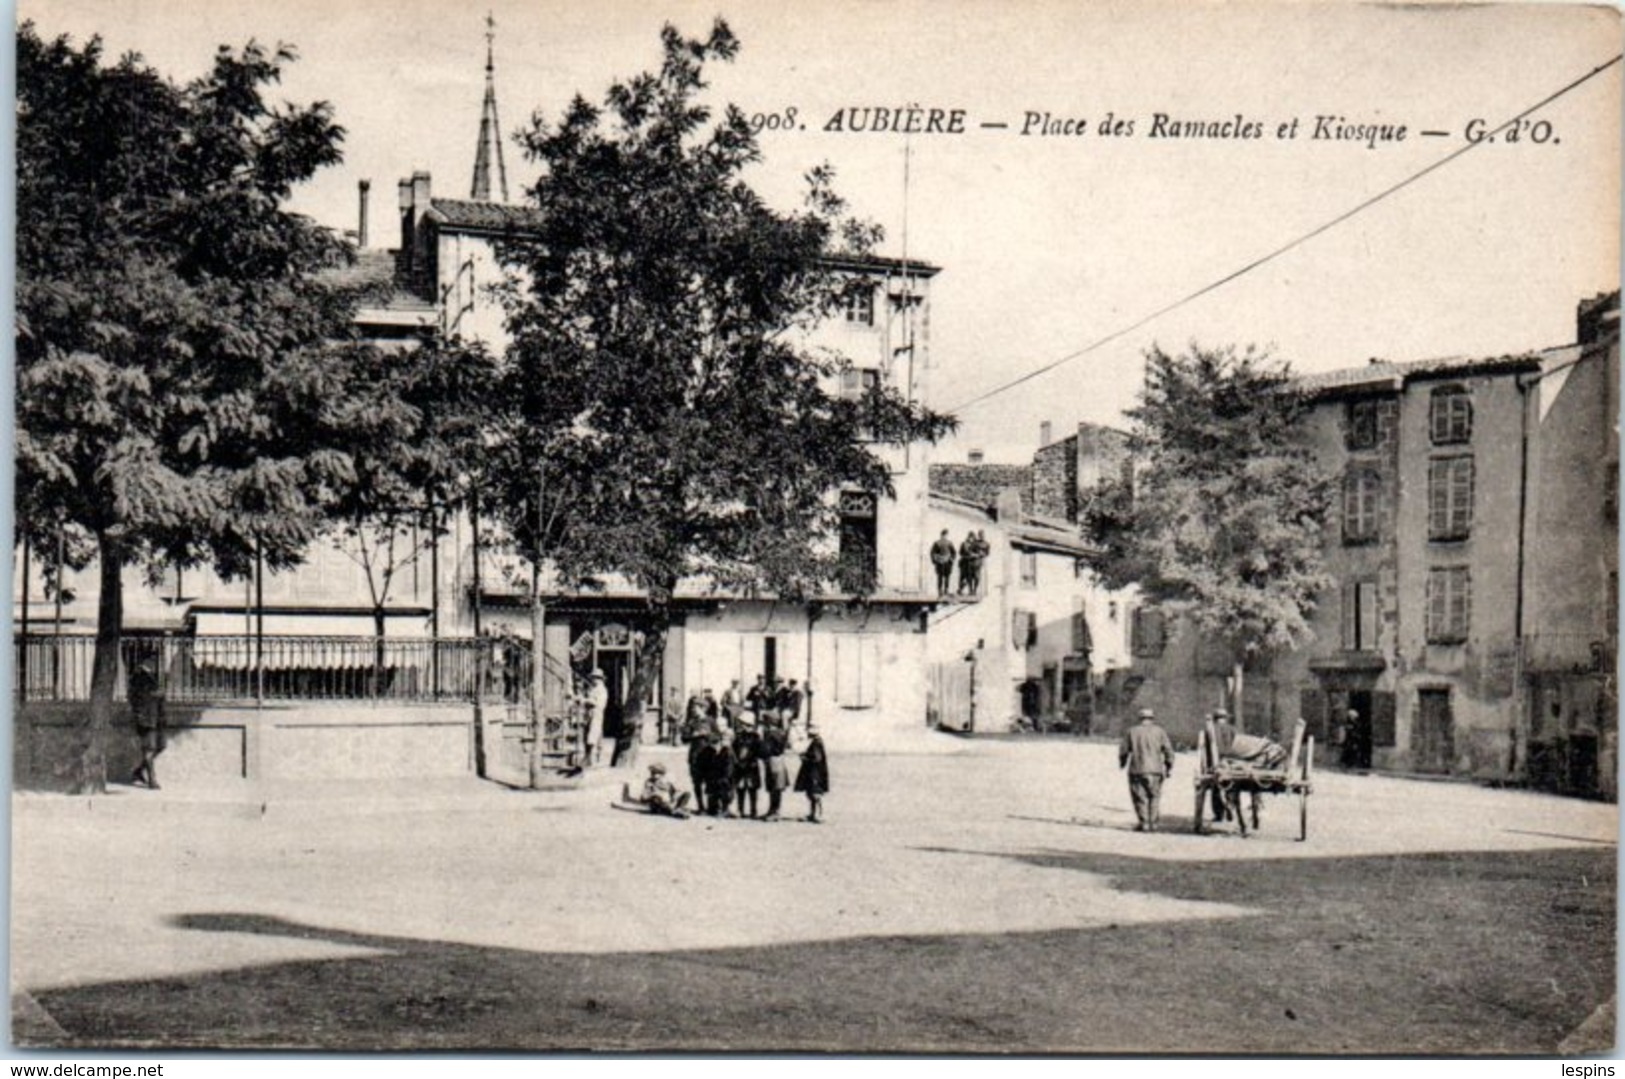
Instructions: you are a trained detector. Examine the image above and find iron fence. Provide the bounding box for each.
[12,634,542,705]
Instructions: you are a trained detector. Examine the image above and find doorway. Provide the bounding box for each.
[1346,688,1373,769]
[1415,688,1455,774]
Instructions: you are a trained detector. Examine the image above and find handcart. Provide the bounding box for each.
[1193,717,1313,841]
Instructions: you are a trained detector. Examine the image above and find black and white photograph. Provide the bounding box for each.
[9,0,1621,1056]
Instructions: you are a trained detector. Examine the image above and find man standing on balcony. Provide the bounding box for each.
[930,530,956,596]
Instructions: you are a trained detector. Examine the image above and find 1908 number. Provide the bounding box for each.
[749,107,800,132]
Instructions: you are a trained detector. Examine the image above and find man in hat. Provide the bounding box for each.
[584,669,610,767]
[1119,707,1175,832]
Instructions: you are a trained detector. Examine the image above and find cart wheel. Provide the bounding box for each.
[1194,785,1206,834]
[1298,788,1309,842]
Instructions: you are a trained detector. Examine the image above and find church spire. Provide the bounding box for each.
[471,12,509,202]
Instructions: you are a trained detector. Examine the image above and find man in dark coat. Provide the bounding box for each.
[794,723,830,823]
[128,653,165,789]
[760,721,792,821]
[929,530,956,596]
[1119,707,1175,832]
[732,719,763,819]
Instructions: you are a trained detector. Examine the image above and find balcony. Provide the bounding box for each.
[1522,632,1616,675]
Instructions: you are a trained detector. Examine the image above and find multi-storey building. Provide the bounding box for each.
[1055,293,1618,792]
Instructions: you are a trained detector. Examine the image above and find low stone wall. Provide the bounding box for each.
[15,700,476,790]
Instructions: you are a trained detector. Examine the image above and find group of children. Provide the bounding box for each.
[623,679,830,822]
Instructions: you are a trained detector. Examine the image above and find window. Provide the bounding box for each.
[1131,607,1166,658]
[1426,567,1471,644]
[1429,386,1472,445]
[1341,579,1379,652]
[1071,599,1092,654]
[842,284,875,325]
[1346,399,1379,450]
[838,367,880,401]
[1428,457,1473,541]
[1020,551,1038,588]
[1342,469,1381,544]
[1012,608,1037,650]
[833,634,880,707]
[837,491,878,592]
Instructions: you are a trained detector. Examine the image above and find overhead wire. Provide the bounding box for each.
[945,53,1623,414]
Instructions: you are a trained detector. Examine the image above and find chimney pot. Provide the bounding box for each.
[357,179,370,249]
[1039,421,1053,446]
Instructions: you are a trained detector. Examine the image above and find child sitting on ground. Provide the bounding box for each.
[621,762,691,817]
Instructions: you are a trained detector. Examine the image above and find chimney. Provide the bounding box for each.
[1039,421,1052,446]
[398,177,415,261]
[397,172,433,291]
[968,449,985,465]
[357,179,370,248]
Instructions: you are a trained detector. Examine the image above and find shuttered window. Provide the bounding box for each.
[834,635,880,708]
[1131,607,1166,657]
[1011,609,1037,650]
[1430,386,1472,445]
[1343,469,1381,544]
[1426,567,1471,644]
[1428,457,1473,541]
[1340,580,1379,652]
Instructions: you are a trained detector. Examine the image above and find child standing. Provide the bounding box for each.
[793,722,829,823]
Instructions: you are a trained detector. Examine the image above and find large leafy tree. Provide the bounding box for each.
[16,25,363,789]
[491,20,954,715]
[1084,344,1335,727]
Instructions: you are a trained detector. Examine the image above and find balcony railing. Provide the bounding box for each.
[12,634,548,705]
[1522,632,1616,675]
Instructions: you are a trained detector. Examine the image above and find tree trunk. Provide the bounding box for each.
[625,618,669,745]
[371,605,388,698]
[1230,660,1245,731]
[79,534,123,794]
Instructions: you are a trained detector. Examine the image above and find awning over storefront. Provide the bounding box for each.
[186,608,435,670]
[190,609,430,638]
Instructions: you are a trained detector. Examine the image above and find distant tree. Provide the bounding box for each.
[490,20,954,718]
[325,333,501,683]
[16,25,360,790]
[1084,343,1335,727]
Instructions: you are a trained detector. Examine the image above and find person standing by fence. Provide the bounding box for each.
[128,652,165,790]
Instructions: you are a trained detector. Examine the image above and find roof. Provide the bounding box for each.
[1294,351,1545,400]
[426,199,548,233]
[929,491,1100,559]
[819,253,941,279]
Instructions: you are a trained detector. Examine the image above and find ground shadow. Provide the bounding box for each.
[20,846,1614,1054]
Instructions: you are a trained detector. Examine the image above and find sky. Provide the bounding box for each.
[18,0,1622,463]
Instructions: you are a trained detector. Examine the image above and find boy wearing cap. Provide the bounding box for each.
[622,763,690,818]
[1119,707,1175,832]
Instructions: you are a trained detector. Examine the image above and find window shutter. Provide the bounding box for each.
[1300,688,1327,742]
[1358,581,1379,651]
[1453,458,1473,537]
[1428,460,1447,538]
[1341,581,1357,650]
[1426,571,1441,641]
[1454,570,1471,640]
[1371,690,1397,747]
